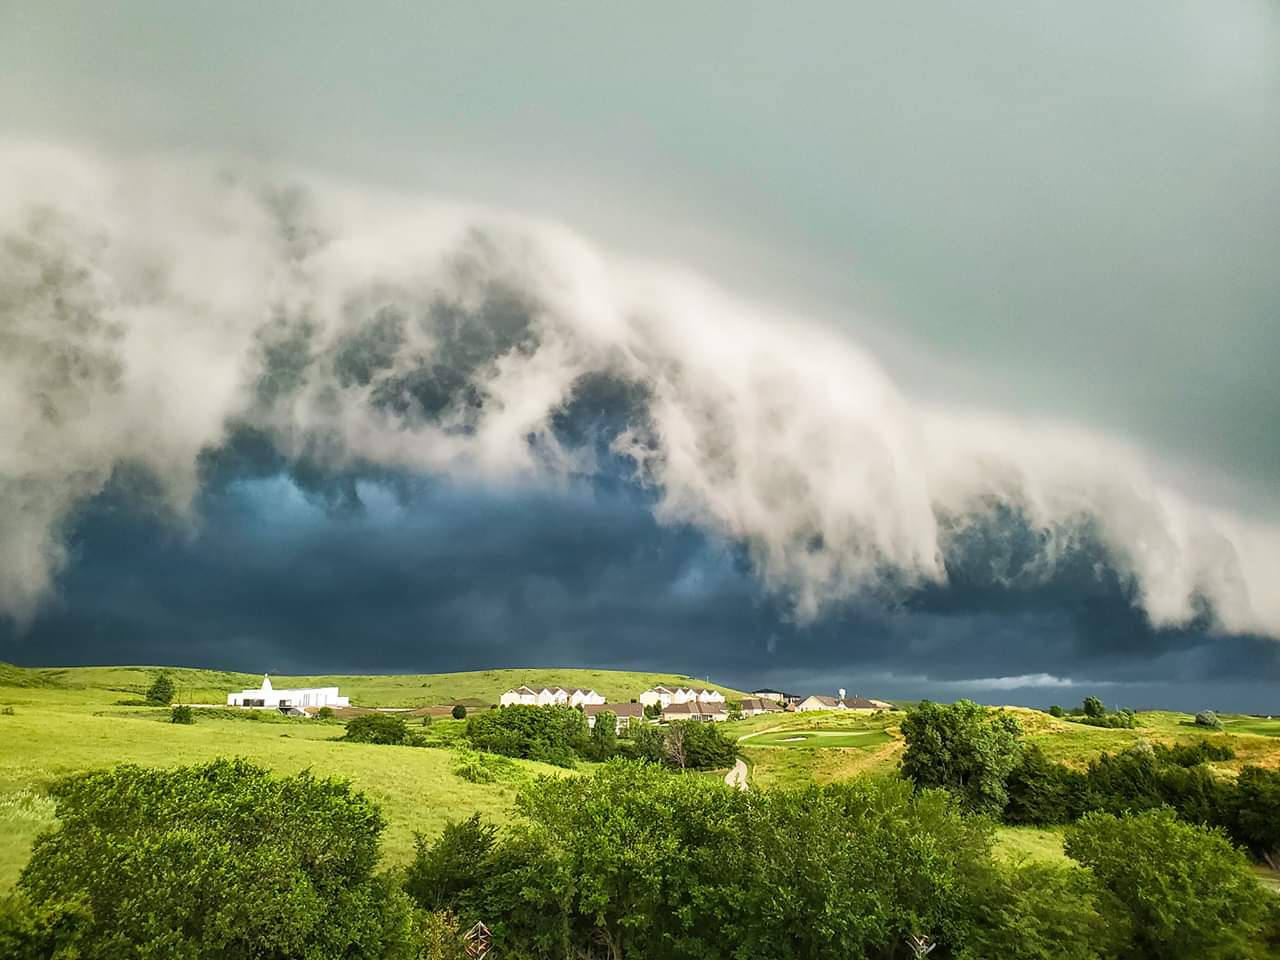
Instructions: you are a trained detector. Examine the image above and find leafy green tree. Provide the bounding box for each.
[316,706,334,719]
[1194,709,1222,729]
[956,861,1124,960]
[1003,743,1082,825]
[642,702,662,720]
[1081,696,1106,719]
[1065,807,1273,959]
[900,700,1023,815]
[169,704,194,724]
[344,713,411,745]
[676,720,737,769]
[1229,766,1280,870]
[464,705,587,767]
[586,711,618,760]
[14,760,415,959]
[1048,704,1064,718]
[451,704,467,720]
[146,672,175,705]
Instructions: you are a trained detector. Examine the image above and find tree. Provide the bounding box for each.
[464,705,587,767]
[316,706,334,719]
[1194,709,1222,730]
[1048,704,1064,718]
[1065,807,1273,959]
[900,700,1024,815]
[663,721,688,769]
[587,711,618,760]
[14,760,415,959]
[678,720,737,769]
[146,672,175,705]
[451,704,467,720]
[169,704,194,725]
[343,713,411,745]
[1229,766,1280,870]
[1003,743,1080,826]
[1081,696,1106,719]
[642,702,662,720]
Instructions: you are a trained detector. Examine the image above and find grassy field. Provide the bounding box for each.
[743,728,895,748]
[8,663,747,708]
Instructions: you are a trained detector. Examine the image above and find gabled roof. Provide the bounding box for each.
[805,695,844,707]
[513,685,537,695]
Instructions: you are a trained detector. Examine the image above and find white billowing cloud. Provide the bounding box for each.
[945,674,1117,692]
[1,141,1278,639]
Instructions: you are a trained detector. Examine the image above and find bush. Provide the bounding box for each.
[12,760,413,959]
[169,704,194,725]
[145,672,175,705]
[315,705,334,719]
[900,700,1023,815]
[1229,766,1280,870]
[1004,743,1084,826]
[1153,739,1234,767]
[421,714,433,726]
[1069,709,1137,729]
[451,704,467,720]
[1048,704,1064,718]
[1081,696,1106,718]
[343,713,412,745]
[1066,808,1273,959]
[0,705,14,716]
[1194,709,1222,730]
[464,705,587,768]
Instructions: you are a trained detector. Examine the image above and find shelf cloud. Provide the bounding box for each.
[3,141,1277,643]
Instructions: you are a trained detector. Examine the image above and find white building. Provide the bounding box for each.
[639,685,725,708]
[569,688,605,707]
[796,689,894,713]
[227,675,349,710]
[500,685,539,706]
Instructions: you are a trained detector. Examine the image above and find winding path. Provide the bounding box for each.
[724,757,749,791]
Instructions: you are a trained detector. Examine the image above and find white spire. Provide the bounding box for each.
[262,674,272,692]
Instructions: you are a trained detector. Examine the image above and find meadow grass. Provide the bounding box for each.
[7,663,747,708]
[0,682,573,893]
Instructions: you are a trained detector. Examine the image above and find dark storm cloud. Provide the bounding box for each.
[4,451,1277,711]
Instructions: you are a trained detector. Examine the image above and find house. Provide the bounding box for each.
[843,696,895,712]
[640,685,725,708]
[639,686,678,708]
[536,687,570,706]
[738,697,781,717]
[752,688,800,705]
[569,688,605,707]
[796,694,847,712]
[697,689,726,704]
[499,685,539,706]
[662,700,728,723]
[584,702,645,733]
[227,675,349,711]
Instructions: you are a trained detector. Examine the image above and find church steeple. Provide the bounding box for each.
[261,673,272,692]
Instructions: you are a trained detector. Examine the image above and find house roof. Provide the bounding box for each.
[805,695,844,707]
[842,697,893,710]
[584,702,644,718]
[513,685,537,695]
[663,701,725,716]
[740,698,779,712]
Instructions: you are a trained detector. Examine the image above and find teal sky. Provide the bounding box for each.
[4,1,1278,506]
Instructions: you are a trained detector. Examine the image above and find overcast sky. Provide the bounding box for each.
[1,2,1278,709]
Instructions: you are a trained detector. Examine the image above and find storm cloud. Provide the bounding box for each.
[1,3,1278,704]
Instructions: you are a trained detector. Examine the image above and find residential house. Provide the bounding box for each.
[536,687,570,706]
[662,700,728,723]
[640,685,726,708]
[583,702,645,733]
[752,688,800,705]
[795,691,894,713]
[697,689,726,704]
[227,675,349,711]
[796,694,847,712]
[569,688,605,707]
[738,697,781,717]
[499,685,539,706]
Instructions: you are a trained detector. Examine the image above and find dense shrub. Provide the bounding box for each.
[1081,696,1106,718]
[1066,807,1274,959]
[582,710,617,761]
[900,699,1023,815]
[344,713,412,745]
[1047,704,1064,718]
[169,704,194,724]
[420,713,432,726]
[451,704,467,720]
[1003,744,1084,826]
[451,749,517,784]
[1228,765,1280,870]
[316,705,334,719]
[464,705,587,767]
[11,760,415,959]
[1153,738,1234,767]
[1194,709,1222,729]
[1069,709,1137,729]
[145,672,175,705]
[409,762,1214,960]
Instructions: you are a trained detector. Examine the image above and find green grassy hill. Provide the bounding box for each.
[8,663,747,707]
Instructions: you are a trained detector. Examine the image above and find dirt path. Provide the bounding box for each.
[725,757,749,791]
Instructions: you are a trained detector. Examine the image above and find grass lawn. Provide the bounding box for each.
[744,729,894,748]
[0,681,574,894]
[993,825,1069,866]
[5,663,748,709]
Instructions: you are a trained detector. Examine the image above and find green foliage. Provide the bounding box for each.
[451,704,466,720]
[1081,696,1106,719]
[1153,738,1233,767]
[420,713,432,726]
[1070,709,1137,729]
[584,710,618,761]
[1065,808,1273,959]
[1194,709,1222,729]
[642,702,662,720]
[13,759,415,959]
[674,719,737,769]
[1229,766,1280,870]
[1048,704,1064,718]
[146,672,175,705]
[345,713,413,745]
[316,705,334,719]
[956,861,1124,960]
[0,705,14,716]
[464,705,587,767]
[900,699,1023,815]
[451,749,517,785]
[169,704,194,725]
[1004,743,1083,826]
